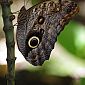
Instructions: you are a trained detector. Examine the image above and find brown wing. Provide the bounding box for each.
[16,6,28,57]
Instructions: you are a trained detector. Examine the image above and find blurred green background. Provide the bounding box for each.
[0,0,85,85]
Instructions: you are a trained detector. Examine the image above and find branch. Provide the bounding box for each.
[0,0,16,85]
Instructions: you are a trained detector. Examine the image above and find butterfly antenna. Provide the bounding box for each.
[24,0,26,7]
[25,0,30,7]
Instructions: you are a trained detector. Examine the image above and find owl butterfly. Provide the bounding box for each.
[16,0,79,66]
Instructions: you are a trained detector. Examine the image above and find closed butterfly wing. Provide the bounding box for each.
[16,0,79,66]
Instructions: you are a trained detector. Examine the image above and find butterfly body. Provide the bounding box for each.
[16,0,79,66]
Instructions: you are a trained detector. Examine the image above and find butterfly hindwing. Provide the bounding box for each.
[16,0,79,66]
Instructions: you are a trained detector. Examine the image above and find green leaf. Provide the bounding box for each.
[58,21,77,54]
[58,20,85,59]
[31,0,41,5]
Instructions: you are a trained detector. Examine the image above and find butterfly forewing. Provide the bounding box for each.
[16,0,79,66]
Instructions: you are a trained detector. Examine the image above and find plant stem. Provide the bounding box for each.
[0,0,15,85]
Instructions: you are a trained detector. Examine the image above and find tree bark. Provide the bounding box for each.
[0,0,16,85]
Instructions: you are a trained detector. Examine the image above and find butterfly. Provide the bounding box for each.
[16,0,79,66]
